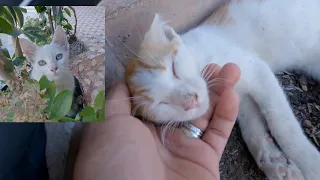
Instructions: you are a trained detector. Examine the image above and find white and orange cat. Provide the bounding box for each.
[125,0,320,180]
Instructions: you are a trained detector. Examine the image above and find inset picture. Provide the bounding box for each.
[0,6,105,122]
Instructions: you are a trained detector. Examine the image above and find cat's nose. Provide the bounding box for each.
[183,93,199,111]
[51,67,58,73]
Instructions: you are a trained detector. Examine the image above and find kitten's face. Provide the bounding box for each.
[126,14,210,123]
[20,26,69,80]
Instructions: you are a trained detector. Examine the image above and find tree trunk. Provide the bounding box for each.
[68,6,77,36]
[52,6,57,28]
[11,36,23,57]
[0,52,22,93]
[47,7,54,35]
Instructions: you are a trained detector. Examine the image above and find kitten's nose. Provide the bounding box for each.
[184,93,200,111]
[51,67,58,73]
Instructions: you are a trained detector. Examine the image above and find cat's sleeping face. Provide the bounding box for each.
[126,14,210,123]
[20,26,70,81]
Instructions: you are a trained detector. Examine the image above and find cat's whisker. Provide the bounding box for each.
[131,101,144,117]
[204,65,220,82]
[201,65,210,79]
[161,120,174,146]
[116,55,143,61]
[108,96,143,103]
[133,21,159,66]
[117,37,146,62]
[203,65,219,82]
[207,78,225,85]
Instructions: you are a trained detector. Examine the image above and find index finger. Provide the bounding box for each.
[210,63,241,95]
[105,81,132,119]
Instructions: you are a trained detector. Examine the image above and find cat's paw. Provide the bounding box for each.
[257,136,304,180]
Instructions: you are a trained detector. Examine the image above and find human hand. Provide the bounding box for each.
[73,63,241,180]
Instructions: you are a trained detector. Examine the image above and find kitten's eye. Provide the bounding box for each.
[172,52,179,79]
[160,102,168,105]
[38,60,46,66]
[56,53,63,60]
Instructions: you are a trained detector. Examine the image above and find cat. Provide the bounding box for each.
[20,25,84,119]
[125,0,320,179]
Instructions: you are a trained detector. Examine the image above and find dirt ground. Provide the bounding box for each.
[219,71,320,180]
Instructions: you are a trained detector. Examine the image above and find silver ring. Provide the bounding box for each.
[181,123,204,138]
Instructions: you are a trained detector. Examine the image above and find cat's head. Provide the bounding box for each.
[126,14,210,123]
[20,25,70,80]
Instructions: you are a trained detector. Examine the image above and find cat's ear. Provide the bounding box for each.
[52,25,69,51]
[19,38,38,63]
[146,13,182,46]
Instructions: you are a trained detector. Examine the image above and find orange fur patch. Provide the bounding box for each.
[125,58,163,119]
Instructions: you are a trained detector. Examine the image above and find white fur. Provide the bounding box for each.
[130,0,320,179]
[20,26,75,94]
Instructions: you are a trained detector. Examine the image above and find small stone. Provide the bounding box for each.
[84,79,91,85]
[79,64,84,71]
[295,86,304,92]
[301,85,308,91]
[303,120,312,127]
[281,79,290,86]
[94,81,103,87]
[98,72,104,79]
[91,59,97,66]
[306,128,311,135]
[307,103,312,113]
[87,70,94,75]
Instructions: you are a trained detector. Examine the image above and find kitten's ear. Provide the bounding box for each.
[52,25,69,50]
[146,13,182,45]
[19,38,38,63]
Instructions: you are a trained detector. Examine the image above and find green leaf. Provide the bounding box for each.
[0,7,15,26]
[97,103,105,122]
[47,81,56,106]
[12,7,24,28]
[6,111,14,122]
[50,90,73,119]
[12,56,26,67]
[3,58,14,73]
[23,32,36,42]
[19,7,27,13]
[0,48,11,59]
[94,90,105,112]
[28,32,47,42]
[63,24,72,30]
[6,7,17,26]
[80,106,97,122]
[23,26,42,32]
[34,6,47,14]
[64,8,71,17]
[0,17,13,35]
[11,28,22,37]
[39,75,49,91]
[48,117,80,122]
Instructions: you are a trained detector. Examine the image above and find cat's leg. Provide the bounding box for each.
[238,95,304,180]
[244,60,320,180]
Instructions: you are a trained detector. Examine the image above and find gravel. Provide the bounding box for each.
[219,70,320,180]
[69,39,88,59]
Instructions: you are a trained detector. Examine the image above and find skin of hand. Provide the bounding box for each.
[73,63,241,180]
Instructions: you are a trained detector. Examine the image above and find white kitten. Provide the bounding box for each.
[126,0,320,179]
[20,26,82,119]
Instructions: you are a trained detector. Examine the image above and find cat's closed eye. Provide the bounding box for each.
[38,60,46,66]
[56,53,63,60]
[172,52,180,79]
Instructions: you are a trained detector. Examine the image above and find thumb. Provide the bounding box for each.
[202,88,240,159]
[105,81,132,119]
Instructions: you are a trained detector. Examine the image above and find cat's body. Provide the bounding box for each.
[20,26,83,119]
[126,0,320,179]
